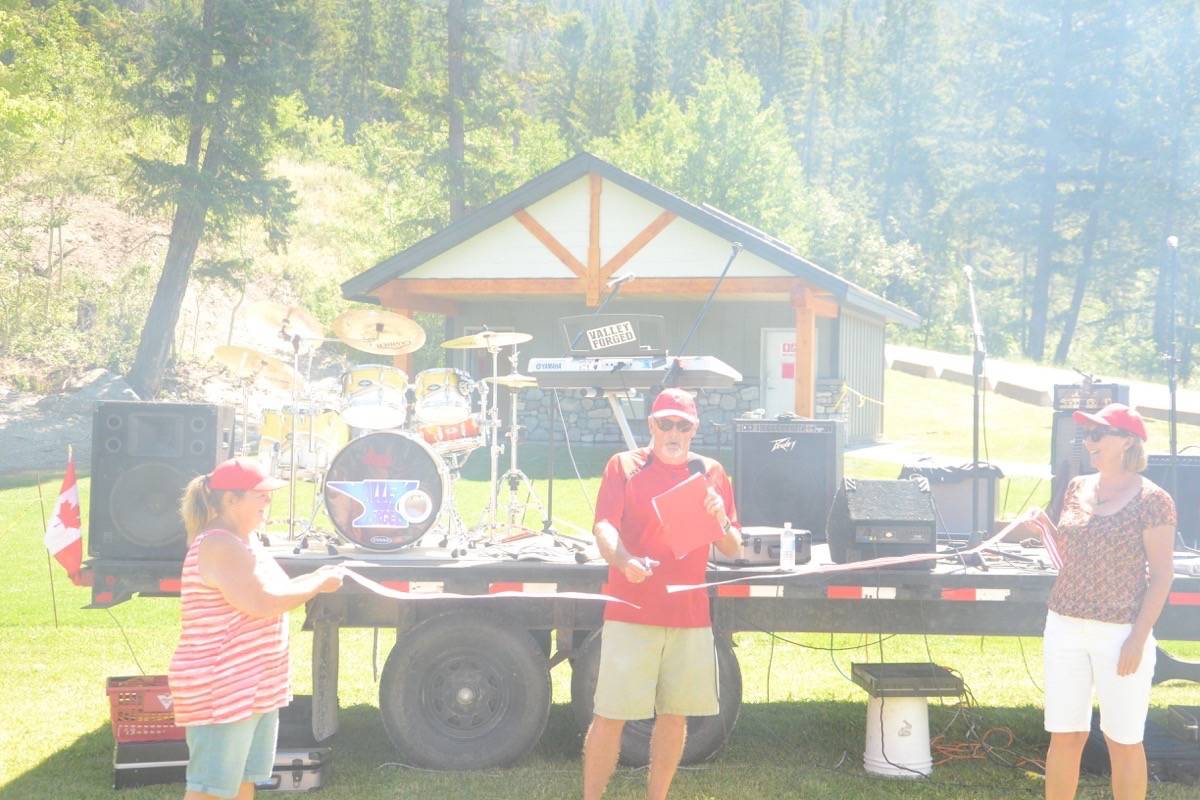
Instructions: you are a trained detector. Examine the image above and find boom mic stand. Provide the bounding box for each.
[963,265,987,554]
[664,243,742,387]
[543,272,637,534]
[1165,236,1181,542]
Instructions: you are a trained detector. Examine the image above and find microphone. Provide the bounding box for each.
[606,272,636,289]
[688,460,707,479]
[962,264,974,281]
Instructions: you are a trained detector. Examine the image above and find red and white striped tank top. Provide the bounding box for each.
[168,529,291,726]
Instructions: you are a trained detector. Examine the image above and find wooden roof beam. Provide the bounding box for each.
[513,208,586,279]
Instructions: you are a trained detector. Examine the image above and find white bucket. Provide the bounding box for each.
[863,695,932,778]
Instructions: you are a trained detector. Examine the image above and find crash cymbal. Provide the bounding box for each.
[332,308,426,355]
[482,373,537,390]
[245,301,323,346]
[441,330,532,350]
[213,345,297,388]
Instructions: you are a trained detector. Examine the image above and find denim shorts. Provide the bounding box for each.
[185,710,279,798]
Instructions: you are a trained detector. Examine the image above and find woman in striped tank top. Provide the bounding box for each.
[169,458,343,800]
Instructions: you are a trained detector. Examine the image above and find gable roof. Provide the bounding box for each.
[342,152,919,326]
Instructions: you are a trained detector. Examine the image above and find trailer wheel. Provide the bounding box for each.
[569,629,742,766]
[379,611,551,770]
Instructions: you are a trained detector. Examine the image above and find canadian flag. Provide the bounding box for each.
[44,448,83,585]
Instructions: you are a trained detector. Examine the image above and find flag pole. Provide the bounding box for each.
[36,466,60,629]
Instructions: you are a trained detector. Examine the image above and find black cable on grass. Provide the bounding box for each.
[1016,636,1043,693]
[106,607,146,676]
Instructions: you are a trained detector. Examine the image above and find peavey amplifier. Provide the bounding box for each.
[827,478,937,569]
[733,417,843,540]
[711,525,812,566]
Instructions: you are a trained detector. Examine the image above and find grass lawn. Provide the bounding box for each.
[2,369,1199,798]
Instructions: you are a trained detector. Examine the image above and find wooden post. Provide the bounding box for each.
[792,287,816,417]
[586,173,602,307]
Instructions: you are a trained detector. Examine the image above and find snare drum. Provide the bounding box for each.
[323,431,446,550]
[417,415,483,456]
[340,364,408,430]
[259,405,349,474]
[413,368,475,425]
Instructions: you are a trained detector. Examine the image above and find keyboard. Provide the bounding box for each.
[526,355,743,390]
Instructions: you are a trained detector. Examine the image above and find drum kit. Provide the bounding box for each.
[212,301,545,554]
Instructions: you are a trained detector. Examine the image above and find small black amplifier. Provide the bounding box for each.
[827,478,937,569]
[1052,383,1130,411]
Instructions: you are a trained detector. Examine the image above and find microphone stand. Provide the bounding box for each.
[663,242,742,388]
[1165,237,1181,538]
[964,265,986,553]
[542,273,637,534]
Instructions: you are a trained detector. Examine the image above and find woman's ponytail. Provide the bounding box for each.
[180,474,218,544]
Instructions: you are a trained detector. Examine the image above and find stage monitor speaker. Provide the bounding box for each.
[1144,454,1200,548]
[89,401,235,560]
[1049,410,1095,517]
[733,418,843,540]
[827,478,937,568]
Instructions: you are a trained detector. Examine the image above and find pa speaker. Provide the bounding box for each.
[89,401,235,560]
[1050,410,1095,517]
[1144,454,1200,548]
[827,478,937,568]
[733,418,843,540]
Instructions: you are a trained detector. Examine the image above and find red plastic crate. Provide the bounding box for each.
[106,675,185,743]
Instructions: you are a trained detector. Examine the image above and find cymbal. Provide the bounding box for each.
[213,345,297,388]
[245,301,323,346]
[441,330,532,350]
[332,308,426,355]
[482,373,537,390]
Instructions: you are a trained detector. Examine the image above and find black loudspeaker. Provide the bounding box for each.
[1049,410,1094,517]
[827,478,937,568]
[733,418,843,540]
[89,401,235,560]
[1144,454,1200,548]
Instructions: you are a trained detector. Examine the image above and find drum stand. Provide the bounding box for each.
[480,346,545,541]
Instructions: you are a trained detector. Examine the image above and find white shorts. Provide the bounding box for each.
[1043,610,1156,745]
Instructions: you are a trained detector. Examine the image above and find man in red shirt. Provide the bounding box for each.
[583,388,741,800]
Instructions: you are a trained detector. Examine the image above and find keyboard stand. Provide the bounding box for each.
[605,391,639,450]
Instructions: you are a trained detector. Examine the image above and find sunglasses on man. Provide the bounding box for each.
[1084,427,1130,442]
[654,418,694,433]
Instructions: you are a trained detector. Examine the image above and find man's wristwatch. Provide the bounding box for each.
[721,518,733,535]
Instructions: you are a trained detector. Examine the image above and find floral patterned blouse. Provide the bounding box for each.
[1048,476,1176,624]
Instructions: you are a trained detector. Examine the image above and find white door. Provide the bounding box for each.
[760,328,795,417]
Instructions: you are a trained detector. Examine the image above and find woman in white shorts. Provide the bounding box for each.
[1028,404,1176,800]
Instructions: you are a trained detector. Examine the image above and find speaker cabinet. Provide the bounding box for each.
[1144,454,1200,548]
[1049,410,1095,517]
[827,478,937,568]
[897,463,1002,536]
[733,418,843,540]
[89,402,235,560]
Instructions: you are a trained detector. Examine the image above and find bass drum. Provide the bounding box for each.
[323,431,446,550]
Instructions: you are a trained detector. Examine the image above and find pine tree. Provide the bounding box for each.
[571,1,635,143]
[633,0,666,117]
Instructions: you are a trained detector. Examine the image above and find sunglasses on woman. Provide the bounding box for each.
[1084,427,1129,442]
[654,418,694,433]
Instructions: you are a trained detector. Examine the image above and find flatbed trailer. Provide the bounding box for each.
[83,542,1200,770]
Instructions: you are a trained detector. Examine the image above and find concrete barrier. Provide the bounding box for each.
[1138,405,1200,427]
[993,380,1052,407]
[941,367,997,392]
[889,360,940,379]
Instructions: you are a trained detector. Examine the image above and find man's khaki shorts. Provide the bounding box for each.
[592,620,720,720]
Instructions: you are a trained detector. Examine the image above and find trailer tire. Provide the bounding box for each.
[569,629,741,766]
[379,611,551,770]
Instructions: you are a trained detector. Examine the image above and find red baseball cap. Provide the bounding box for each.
[650,388,699,425]
[207,457,287,491]
[1072,403,1147,441]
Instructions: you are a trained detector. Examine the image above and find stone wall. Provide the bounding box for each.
[519,383,858,448]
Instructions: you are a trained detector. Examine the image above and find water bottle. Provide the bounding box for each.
[780,522,796,570]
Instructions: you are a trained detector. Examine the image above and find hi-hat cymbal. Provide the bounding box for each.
[332,308,426,355]
[245,301,323,346]
[482,373,537,390]
[213,345,297,389]
[441,330,532,350]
